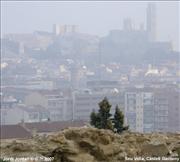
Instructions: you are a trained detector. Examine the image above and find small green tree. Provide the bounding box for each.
[90,109,101,128]
[98,97,113,130]
[113,105,129,133]
[90,97,113,130]
[90,98,127,133]
[0,159,10,162]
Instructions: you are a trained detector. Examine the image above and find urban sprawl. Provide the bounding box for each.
[1,3,180,138]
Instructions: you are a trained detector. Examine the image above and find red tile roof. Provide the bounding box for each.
[0,125,32,139]
[23,121,86,133]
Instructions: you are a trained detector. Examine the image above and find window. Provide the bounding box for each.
[29,113,39,120]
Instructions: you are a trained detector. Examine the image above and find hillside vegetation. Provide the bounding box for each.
[1,127,180,162]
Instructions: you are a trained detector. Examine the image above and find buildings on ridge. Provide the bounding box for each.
[1,3,179,133]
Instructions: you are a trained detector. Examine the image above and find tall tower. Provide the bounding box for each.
[53,24,60,35]
[146,3,157,42]
[19,42,24,54]
[123,18,133,31]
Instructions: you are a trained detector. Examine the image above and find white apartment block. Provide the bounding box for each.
[125,87,180,133]
[125,90,154,133]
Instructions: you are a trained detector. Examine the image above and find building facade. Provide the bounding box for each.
[125,87,180,133]
[72,89,124,121]
[125,90,154,133]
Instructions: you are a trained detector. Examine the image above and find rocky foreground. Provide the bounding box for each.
[1,127,180,162]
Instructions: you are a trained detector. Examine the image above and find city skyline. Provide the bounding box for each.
[1,1,180,160]
[2,1,179,51]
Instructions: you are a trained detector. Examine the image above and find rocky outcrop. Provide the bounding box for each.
[1,127,180,162]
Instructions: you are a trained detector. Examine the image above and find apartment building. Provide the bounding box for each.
[72,89,124,121]
[154,87,180,132]
[125,86,180,133]
[1,105,49,125]
[24,90,73,121]
[125,89,154,133]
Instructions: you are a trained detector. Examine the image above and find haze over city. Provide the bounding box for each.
[1,0,180,155]
[1,1,180,160]
[2,1,179,51]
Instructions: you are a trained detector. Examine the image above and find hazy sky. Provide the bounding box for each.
[1,1,179,51]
